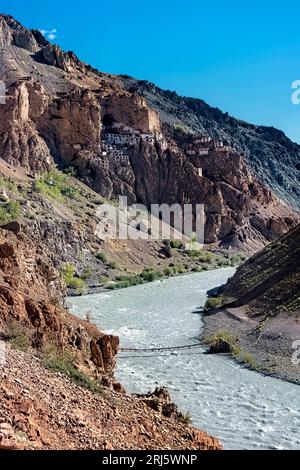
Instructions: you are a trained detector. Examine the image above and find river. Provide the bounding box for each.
[69,268,300,450]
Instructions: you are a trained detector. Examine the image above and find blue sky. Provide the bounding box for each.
[2,0,300,142]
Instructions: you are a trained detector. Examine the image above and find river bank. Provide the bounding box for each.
[69,269,300,450]
[66,248,245,297]
[201,226,300,385]
[201,307,300,385]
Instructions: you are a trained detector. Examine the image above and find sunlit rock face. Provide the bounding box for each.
[0,13,299,250]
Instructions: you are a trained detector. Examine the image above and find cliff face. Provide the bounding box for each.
[0,14,299,251]
[0,227,119,381]
[120,77,300,210]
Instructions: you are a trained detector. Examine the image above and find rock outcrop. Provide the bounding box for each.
[0,228,118,380]
[121,77,300,210]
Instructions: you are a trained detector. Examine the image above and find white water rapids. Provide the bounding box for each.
[69,268,300,450]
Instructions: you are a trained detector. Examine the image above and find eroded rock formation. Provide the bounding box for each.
[0,13,299,251]
[0,228,118,380]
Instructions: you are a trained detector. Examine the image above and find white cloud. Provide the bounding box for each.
[39,28,57,41]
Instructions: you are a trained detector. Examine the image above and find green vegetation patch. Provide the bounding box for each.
[205,329,261,370]
[204,295,225,312]
[5,322,31,352]
[0,200,21,224]
[0,176,19,193]
[96,251,108,263]
[34,170,78,201]
[169,239,183,249]
[177,411,192,425]
[60,263,86,294]
[205,329,241,356]
[42,349,102,394]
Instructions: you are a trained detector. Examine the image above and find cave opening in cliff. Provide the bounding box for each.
[102,114,116,127]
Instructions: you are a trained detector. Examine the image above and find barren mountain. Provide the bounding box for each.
[0,14,299,252]
[222,224,300,316]
[203,225,300,383]
[121,76,300,210]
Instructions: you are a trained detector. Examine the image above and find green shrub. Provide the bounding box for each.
[241,353,260,370]
[216,258,230,267]
[176,264,187,274]
[0,176,18,193]
[42,350,102,393]
[206,330,241,356]
[206,330,260,369]
[163,267,173,277]
[0,200,21,224]
[230,252,246,266]
[204,295,224,311]
[117,279,130,288]
[81,268,92,281]
[96,251,108,263]
[11,335,30,352]
[61,186,78,198]
[60,263,86,293]
[100,276,109,285]
[191,266,202,272]
[5,322,30,352]
[178,411,192,424]
[169,239,183,249]
[141,267,162,282]
[67,277,85,292]
[108,261,119,270]
[63,166,77,177]
[188,249,205,259]
[106,282,117,290]
[175,124,188,134]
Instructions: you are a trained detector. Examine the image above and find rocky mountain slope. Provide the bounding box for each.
[203,225,300,383]
[222,225,300,315]
[0,225,222,450]
[0,158,237,296]
[0,227,119,383]
[120,76,300,210]
[0,347,222,450]
[0,14,299,253]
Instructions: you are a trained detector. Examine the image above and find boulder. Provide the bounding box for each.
[1,221,21,235]
[209,340,231,354]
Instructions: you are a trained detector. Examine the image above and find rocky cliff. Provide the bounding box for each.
[0,224,222,450]
[0,227,119,381]
[0,14,299,252]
